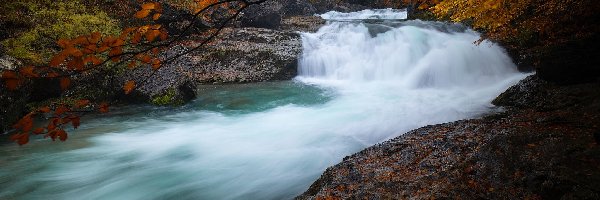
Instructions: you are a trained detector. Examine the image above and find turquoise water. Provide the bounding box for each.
[192,81,334,114]
[0,81,334,199]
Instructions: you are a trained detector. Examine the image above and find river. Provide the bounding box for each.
[0,9,528,200]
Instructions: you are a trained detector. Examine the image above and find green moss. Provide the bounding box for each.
[1,0,121,64]
[151,89,183,106]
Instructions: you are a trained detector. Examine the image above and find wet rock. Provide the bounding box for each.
[178,27,301,83]
[119,45,197,105]
[117,27,302,105]
[239,0,369,29]
[281,16,326,32]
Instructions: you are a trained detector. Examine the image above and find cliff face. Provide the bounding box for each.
[297,75,600,199]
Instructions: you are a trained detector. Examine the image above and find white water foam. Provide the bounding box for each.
[319,8,407,20]
[0,10,528,200]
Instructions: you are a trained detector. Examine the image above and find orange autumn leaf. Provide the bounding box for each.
[57,129,68,141]
[90,32,102,44]
[49,53,67,67]
[145,29,161,42]
[159,30,168,41]
[98,102,109,113]
[4,79,21,90]
[47,118,58,131]
[132,32,142,44]
[153,13,161,20]
[39,106,51,113]
[20,66,38,78]
[46,71,60,78]
[123,80,136,94]
[151,59,161,70]
[128,61,138,69]
[33,127,45,134]
[142,2,157,10]
[135,9,151,19]
[55,105,70,115]
[67,57,85,71]
[109,47,123,62]
[60,77,71,90]
[11,133,30,145]
[75,99,90,108]
[57,39,71,48]
[2,70,22,90]
[140,54,152,63]
[70,116,81,129]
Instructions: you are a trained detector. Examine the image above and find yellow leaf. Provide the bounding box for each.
[142,2,156,10]
[153,13,161,20]
[145,30,161,42]
[135,9,151,19]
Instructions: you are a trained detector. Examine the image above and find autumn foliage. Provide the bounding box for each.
[399,0,598,46]
[1,0,266,145]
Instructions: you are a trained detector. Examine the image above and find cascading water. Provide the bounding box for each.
[0,9,528,200]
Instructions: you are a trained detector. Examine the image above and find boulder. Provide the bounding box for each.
[119,27,302,105]
[186,27,301,83]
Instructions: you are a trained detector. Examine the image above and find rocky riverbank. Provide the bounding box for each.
[297,75,600,199]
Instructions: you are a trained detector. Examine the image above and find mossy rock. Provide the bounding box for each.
[1,0,121,64]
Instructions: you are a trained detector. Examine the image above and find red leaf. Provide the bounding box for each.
[57,129,68,141]
[90,32,101,44]
[159,30,168,41]
[55,106,70,116]
[151,59,161,70]
[2,70,22,90]
[20,66,38,78]
[75,99,90,108]
[10,133,30,145]
[39,106,51,113]
[99,103,109,113]
[47,118,58,131]
[71,116,81,129]
[17,133,29,145]
[33,128,45,134]
[109,47,123,62]
[123,80,136,94]
[57,39,71,48]
[49,53,67,67]
[60,77,71,90]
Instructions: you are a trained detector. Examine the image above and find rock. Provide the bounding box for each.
[493,74,600,111]
[536,35,600,85]
[239,0,370,29]
[118,45,197,105]
[0,55,22,71]
[179,27,301,83]
[0,85,29,134]
[241,11,283,29]
[281,16,326,32]
[117,27,301,105]
[298,74,600,200]
[492,75,551,109]
[240,0,314,29]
